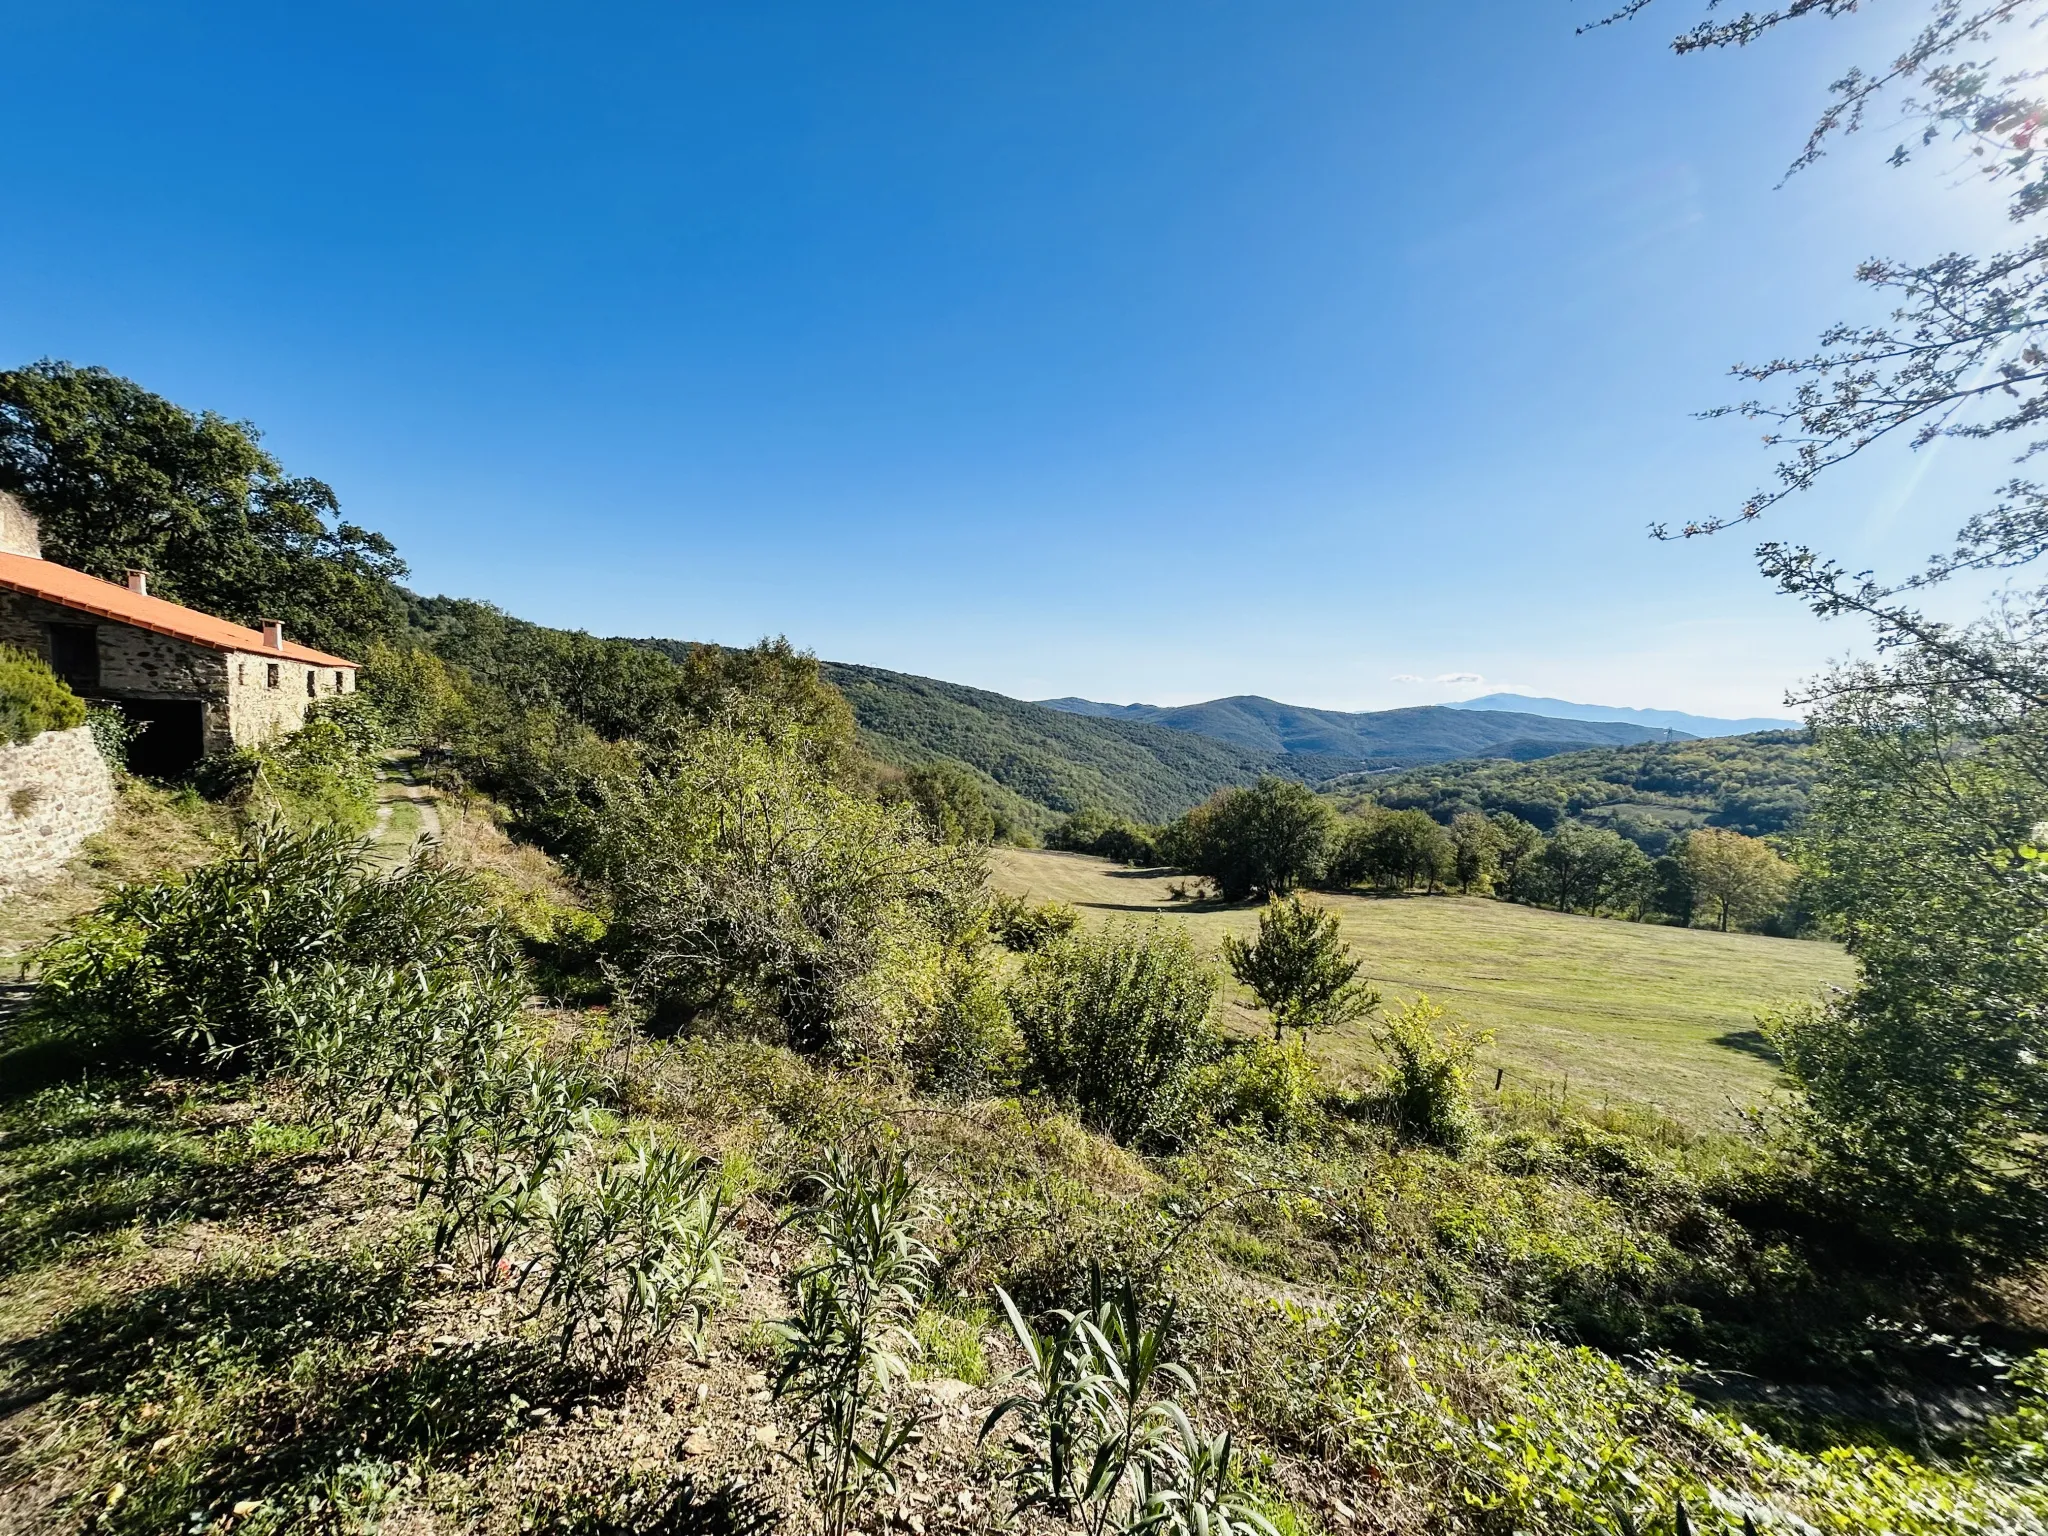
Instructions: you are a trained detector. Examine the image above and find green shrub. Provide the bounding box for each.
[30,820,506,1066]
[1190,1038,1325,1140]
[0,642,85,745]
[1047,807,1161,865]
[586,720,984,1057]
[193,698,381,831]
[1007,921,1219,1146]
[991,891,1082,952]
[84,703,139,769]
[903,944,1019,1094]
[1374,996,1486,1152]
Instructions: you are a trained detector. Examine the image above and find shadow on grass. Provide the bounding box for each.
[530,1470,785,1536]
[1712,1027,1783,1064]
[0,1112,314,1279]
[0,1248,416,1412]
[2,1244,564,1530]
[0,1003,160,1108]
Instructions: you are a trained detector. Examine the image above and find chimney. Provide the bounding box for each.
[261,620,285,651]
[0,492,40,559]
[125,569,149,596]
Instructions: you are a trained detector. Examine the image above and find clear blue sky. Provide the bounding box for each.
[0,2,2003,715]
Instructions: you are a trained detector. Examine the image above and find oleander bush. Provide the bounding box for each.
[30,819,505,1065]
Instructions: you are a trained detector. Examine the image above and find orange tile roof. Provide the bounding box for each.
[0,552,357,668]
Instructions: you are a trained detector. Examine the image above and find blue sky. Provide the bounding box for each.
[0,1,2008,715]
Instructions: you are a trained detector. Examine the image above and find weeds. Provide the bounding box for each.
[984,1268,1274,1536]
[525,1136,733,1380]
[1374,994,1488,1152]
[772,1148,936,1536]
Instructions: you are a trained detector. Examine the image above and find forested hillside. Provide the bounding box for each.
[1040,692,1682,760]
[1325,731,1815,853]
[819,661,1364,825]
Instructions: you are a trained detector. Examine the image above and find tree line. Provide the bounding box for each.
[1050,777,1803,935]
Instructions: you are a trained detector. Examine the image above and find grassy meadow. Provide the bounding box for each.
[990,847,1855,1127]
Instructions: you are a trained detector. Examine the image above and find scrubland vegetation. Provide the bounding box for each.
[6,308,2048,1536]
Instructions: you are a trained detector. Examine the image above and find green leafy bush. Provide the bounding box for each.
[1047,807,1162,864]
[902,943,1018,1094]
[1189,1038,1325,1140]
[31,820,505,1066]
[1008,921,1219,1146]
[586,720,984,1057]
[1374,996,1487,1152]
[0,642,85,745]
[991,891,1082,952]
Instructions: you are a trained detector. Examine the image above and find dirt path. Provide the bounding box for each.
[369,755,444,865]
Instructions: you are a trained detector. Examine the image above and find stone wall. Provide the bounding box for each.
[226,649,354,748]
[0,725,115,892]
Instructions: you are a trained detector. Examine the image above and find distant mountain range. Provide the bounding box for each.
[1037,694,1687,761]
[631,638,1783,835]
[1448,693,1799,738]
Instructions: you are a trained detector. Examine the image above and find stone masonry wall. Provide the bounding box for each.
[0,725,115,892]
[225,649,354,748]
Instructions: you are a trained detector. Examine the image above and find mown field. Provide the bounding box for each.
[990,848,1855,1128]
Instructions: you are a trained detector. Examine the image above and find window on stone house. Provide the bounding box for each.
[237,662,246,686]
[306,669,317,698]
[47,623,99,694]
[334,670,345,692]
[267,663,279,689]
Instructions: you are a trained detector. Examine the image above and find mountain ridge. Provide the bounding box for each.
[1036,693,1685,760]
[1449,692,1798,737]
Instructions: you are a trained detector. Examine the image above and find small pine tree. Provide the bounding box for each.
[1222,894,1379,1041]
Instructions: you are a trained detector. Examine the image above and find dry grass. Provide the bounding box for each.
[0,780,231,966]
[990,848,1856,1128]
[432,794,584,910]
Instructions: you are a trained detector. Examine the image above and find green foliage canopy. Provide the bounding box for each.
[1772,661,2048,1260]
[1161,776,1335,902]
[1007,921,1219,1145]
[584,719,984,1058]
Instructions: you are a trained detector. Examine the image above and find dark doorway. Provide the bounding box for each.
[118,698,206,780]
[46,623,99,694]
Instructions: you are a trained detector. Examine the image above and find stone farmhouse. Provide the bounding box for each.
[0,492,358,778]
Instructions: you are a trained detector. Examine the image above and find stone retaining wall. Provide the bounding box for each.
[0,726,115,892]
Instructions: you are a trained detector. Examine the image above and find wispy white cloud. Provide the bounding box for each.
[1435,671,1483,684]
[1390,673,1426,683]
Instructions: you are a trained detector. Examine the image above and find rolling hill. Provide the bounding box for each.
[1038,694,1684,759]
[1322,730,1817,854]
[818,662,1365,828]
